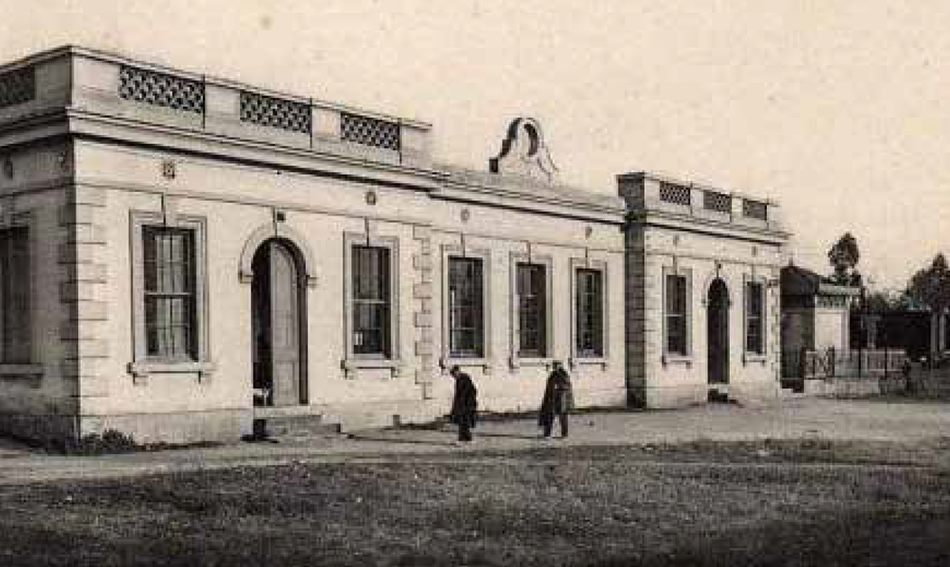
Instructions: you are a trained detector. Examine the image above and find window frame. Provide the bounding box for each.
[351,244,392,358]
[744,275,768,361]
[440,243,491,371]
[569,257,609,368]
[342,231,401,377]
[128,211,213,381]
[661,265,692,364]
[508,250,553,368]
[142,225,199,361]
[0,213,41,377]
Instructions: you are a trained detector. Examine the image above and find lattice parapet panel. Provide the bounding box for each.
[0,66,35,108]
[703,190,732,213]
[240,91,311,134]
[341,113,401,151]
[118,65,204,114]
[743,199,768,220]
[658,182,691,206]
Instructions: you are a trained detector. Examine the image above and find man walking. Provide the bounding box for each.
[539,360,573,439]
[449,365,478,444]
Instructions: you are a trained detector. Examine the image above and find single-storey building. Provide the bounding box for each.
[0,46,796,444]
[0,46,629,443]
[780,264,860,354]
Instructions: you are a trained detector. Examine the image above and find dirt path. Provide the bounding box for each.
[0,397,948,485]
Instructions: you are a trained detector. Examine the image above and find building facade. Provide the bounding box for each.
[780,264,859,355]
[0,47,627,443]
[620,173,789,408]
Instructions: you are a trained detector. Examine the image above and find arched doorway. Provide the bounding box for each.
[252,239,307,407]
[707,278,730,394]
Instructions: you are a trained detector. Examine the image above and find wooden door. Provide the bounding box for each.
[707,280,730,385]
[268,242,302,406]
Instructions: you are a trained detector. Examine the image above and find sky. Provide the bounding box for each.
[2,1,948,289]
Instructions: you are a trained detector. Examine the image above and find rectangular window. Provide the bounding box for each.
[352,245,391,357]
[746,282,765,354]
[517,263,547,358]
[0,227,30,363]
[665,274,688,356]
[143,227,197,360]
[575,269,604,357]
[448,257,484,357]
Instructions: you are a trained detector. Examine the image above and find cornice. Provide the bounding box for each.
[65,108,446,192]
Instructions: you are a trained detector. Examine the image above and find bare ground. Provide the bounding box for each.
[1,438,949,566]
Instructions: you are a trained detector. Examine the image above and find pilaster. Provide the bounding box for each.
[59,185,109,400]
[412,224,435,398]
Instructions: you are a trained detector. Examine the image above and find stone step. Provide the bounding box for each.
[252,415,342,440]
[779,388,808,399]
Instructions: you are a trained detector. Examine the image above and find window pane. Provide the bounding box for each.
[352,246,391,356]
[666,274,687,355]
[517,263,546,357]
[0,227,30,363]
[576,269,604,357]
[143,227,197,359]
[746,282,765,354]
[449,258,484,357]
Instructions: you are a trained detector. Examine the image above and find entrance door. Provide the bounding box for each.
[252,240,306,406]
[707,279,730,387]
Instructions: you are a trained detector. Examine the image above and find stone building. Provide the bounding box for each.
[619,173,789,407]
[780,264,859,355]
[0,46,627,443]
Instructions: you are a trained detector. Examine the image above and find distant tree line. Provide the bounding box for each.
[826,233,950,315]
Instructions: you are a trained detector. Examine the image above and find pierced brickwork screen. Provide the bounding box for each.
[703,190,732,214]
[0,67,35,108]
[240,91,312,134]
[341,113,401,151]
[119,65,204,114]
[659,182,691,206]
[743,199,768,220]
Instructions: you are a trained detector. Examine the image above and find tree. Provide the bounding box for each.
[863,289,900,313]
[827,232,861,286]
[906,253,950,313]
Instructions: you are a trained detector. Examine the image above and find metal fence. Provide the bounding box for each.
[783,347,906,380]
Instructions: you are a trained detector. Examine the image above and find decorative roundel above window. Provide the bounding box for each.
[460,208,471,223]
[160,159,176,180]
[365,190,378,205]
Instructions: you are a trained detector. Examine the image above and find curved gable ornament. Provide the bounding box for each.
[489,117,558,183]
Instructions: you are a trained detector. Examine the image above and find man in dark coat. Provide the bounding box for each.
[449,366,478,443]
[539,361,573,439]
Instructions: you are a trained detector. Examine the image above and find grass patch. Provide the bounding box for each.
[1,442,949,566]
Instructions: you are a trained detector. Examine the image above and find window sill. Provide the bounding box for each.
[0,363,44,378]
[662,354,693,367]
[341,357,402,378]
[127,360,217,384]
[440,357,492,374]
[743,353,768,365]
[569,356,608,370]
[509,356,554,370]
